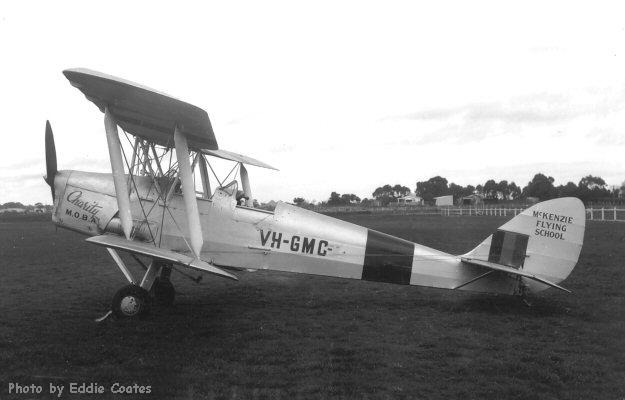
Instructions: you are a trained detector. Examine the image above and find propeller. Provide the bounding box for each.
[44,120,57,199]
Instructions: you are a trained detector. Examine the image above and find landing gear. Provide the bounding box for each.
[102,251,171,321]
[153,266,175,306]
[112,285,151,319]
[98,252,187,322]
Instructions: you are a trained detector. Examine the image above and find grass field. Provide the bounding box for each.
[1,214,624,399]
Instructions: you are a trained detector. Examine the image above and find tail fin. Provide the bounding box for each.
[463,197,585,293]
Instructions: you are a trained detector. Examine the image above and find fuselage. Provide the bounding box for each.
[51,170,518,295]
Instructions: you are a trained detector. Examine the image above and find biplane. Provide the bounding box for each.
[44,68,586,320]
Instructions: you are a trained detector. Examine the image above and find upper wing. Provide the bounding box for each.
[203,148,278,170]
[63,68,218,150]
[86,234,238,281]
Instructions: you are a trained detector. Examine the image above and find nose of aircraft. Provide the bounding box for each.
[52,170,70,203]
[44,120,57,199]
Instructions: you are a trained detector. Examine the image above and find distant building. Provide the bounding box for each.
[434,195,453,206]
[461,194,484,206]
[397,194,423,205]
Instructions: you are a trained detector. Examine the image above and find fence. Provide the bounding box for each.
[439,207,522,217]
[318,205,625,222]
[438,207,625,222]
[319,206,447,216]
[586,207,625,222]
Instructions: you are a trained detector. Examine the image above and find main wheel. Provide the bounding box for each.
[112,285,151,319]
[153,278,175,307]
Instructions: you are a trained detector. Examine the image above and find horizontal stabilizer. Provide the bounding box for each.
[460,257,570,293]
[86,235,238,281]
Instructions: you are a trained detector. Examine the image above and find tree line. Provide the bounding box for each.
[297,173,624,207]
[411,174,621,205]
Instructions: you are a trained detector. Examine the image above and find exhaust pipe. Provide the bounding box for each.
[105,218,157,242]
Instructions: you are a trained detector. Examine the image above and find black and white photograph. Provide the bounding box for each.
[1,1,624,399]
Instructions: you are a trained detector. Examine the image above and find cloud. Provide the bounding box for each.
[65,157,110,171]
[269,144,296,153]
[389,92,583,125]
[589,129,625,146]
[225,116,247,125]
[0,158,43,172]
[0,173,43,183]
[380,88,625,146]
[529,45,566,54]
[467,102,576,124]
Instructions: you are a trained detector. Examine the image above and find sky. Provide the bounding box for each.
[1,1,624,205]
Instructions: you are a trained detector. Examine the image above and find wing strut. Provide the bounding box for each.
[199,155,211,198]
[174,126,203,258]
[104,107,133,239]
[240,164,252,207]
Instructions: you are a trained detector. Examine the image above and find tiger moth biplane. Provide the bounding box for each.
[44,68,586,320]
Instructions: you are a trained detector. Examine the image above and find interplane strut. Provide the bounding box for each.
[104,107,133,240]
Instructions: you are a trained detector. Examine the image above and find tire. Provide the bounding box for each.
[112,285,151,319]
[153,278,175,307]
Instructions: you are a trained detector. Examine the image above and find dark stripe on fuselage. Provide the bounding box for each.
[361,230,414,285]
